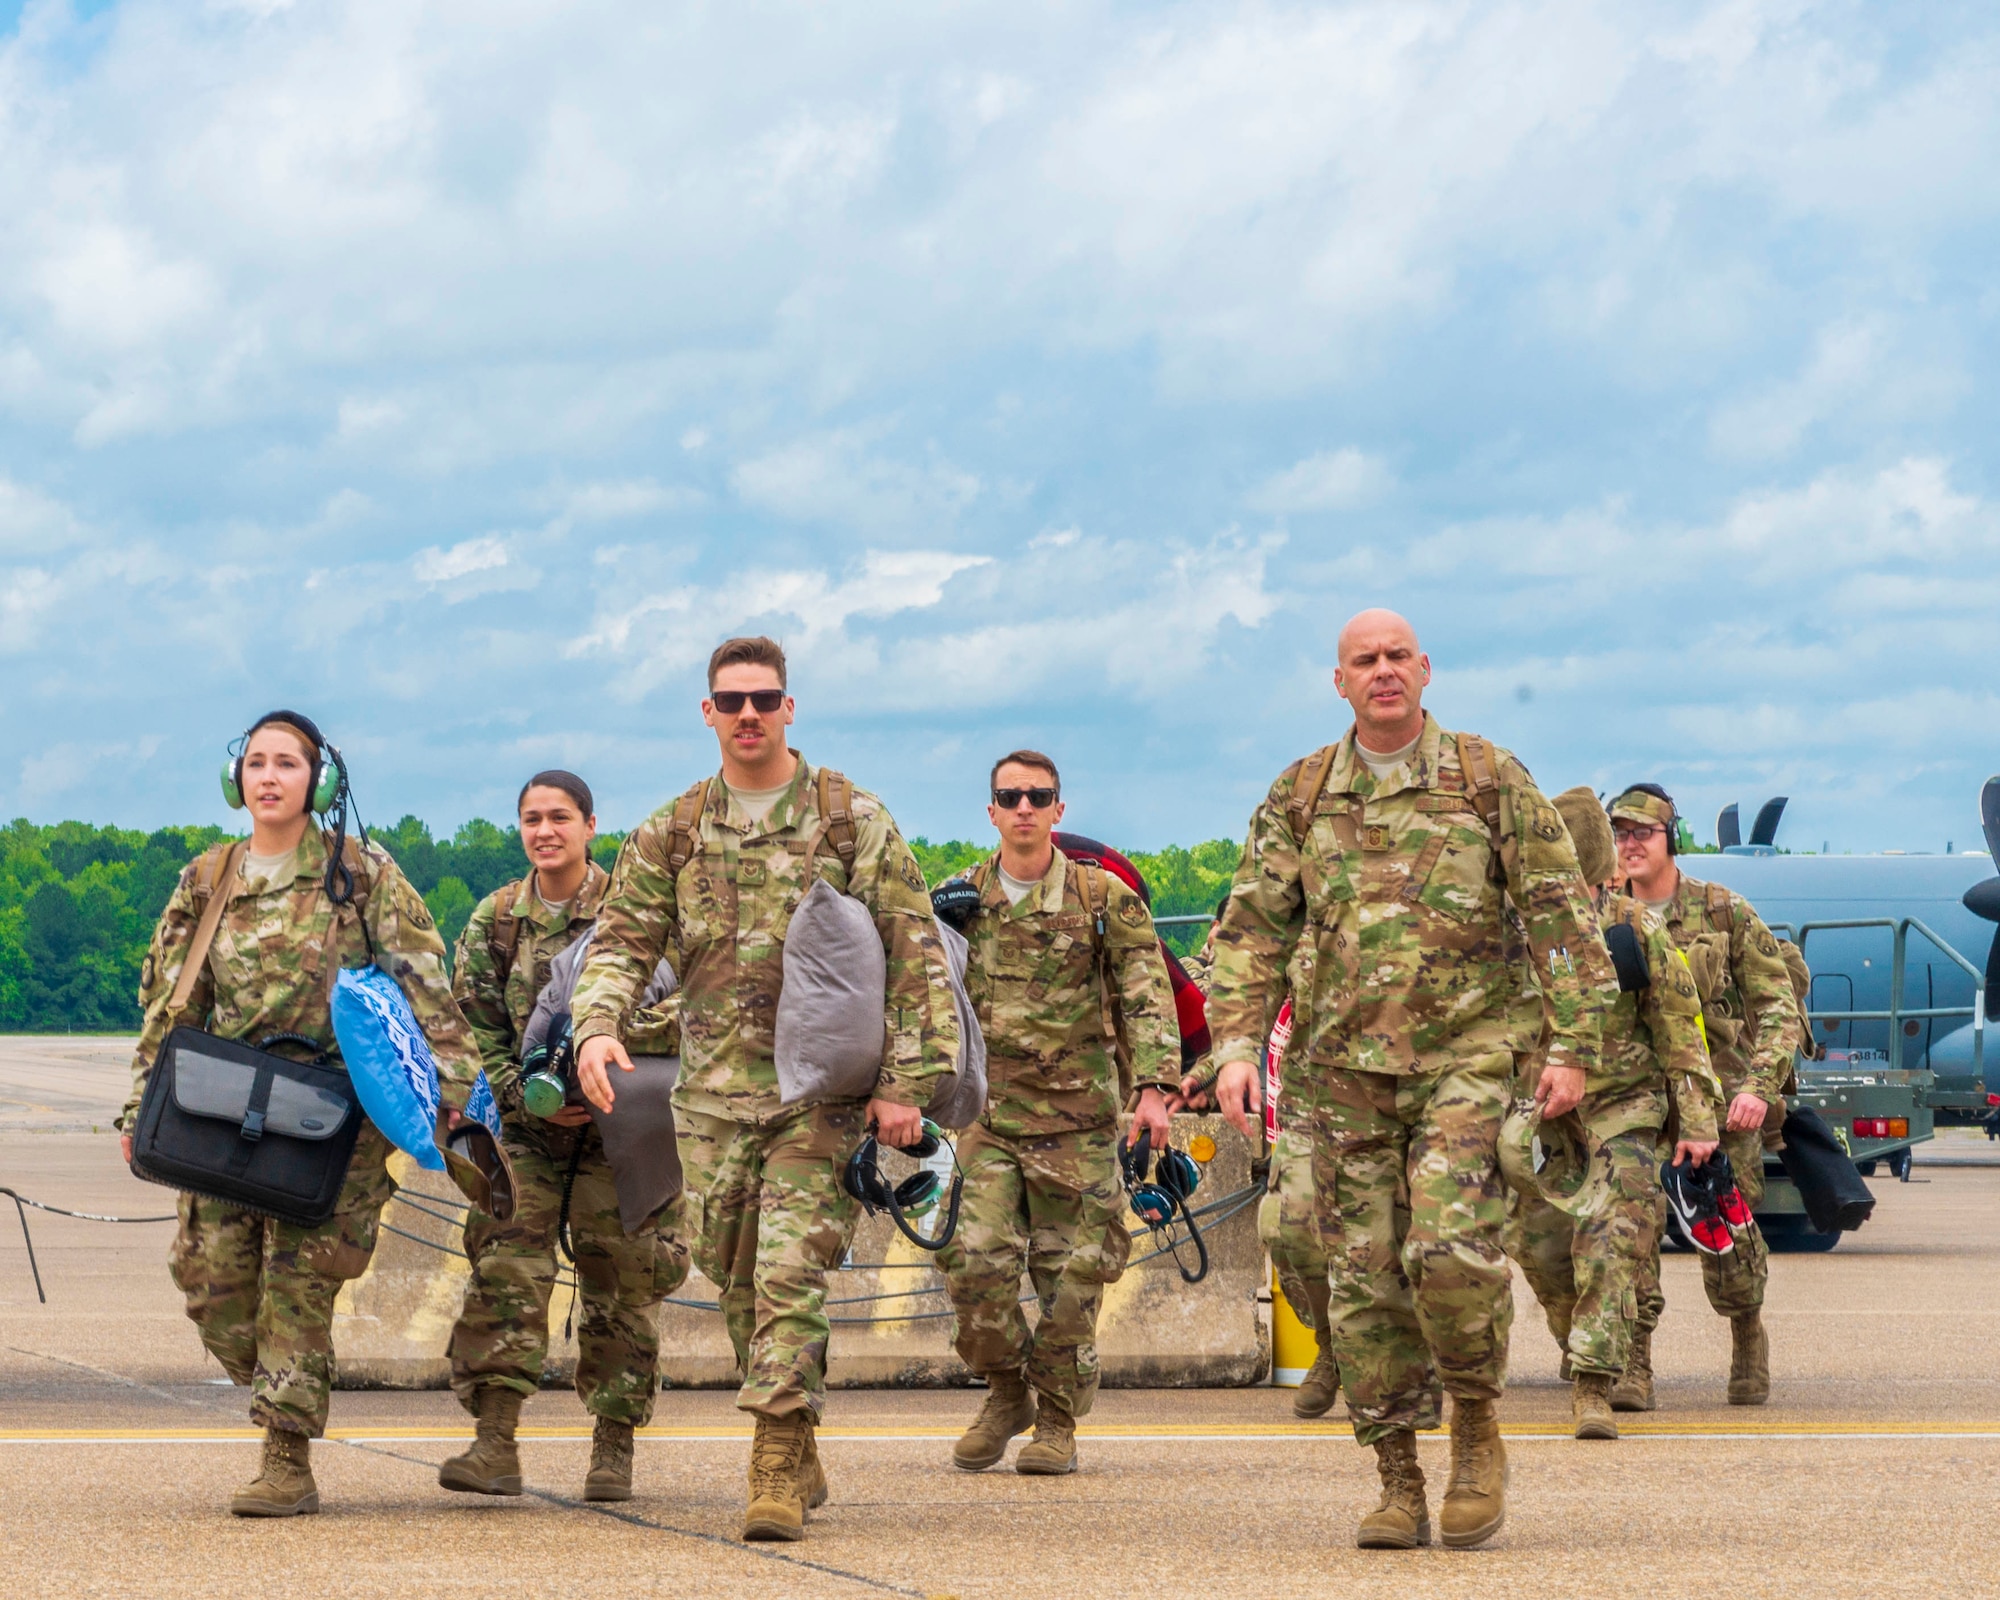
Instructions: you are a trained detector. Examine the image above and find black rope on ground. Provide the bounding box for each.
[1,1185,178,1307]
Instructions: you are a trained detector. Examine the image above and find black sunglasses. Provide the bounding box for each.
[993,787,1058,809]
[709,689,786,714]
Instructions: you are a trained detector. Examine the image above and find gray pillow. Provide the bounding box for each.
[521,926,683,1233]
[774,877,888,1105]
[926,917,987,1130]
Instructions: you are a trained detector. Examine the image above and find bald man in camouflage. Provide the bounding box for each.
[1206,609,1615,1551]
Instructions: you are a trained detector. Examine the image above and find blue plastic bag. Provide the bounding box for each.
[331,965,501,1169]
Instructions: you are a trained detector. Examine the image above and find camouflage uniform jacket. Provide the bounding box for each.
[570,755,959,1123]
[1645,871,1803,1103]
[1208,714,1613,1098]
[1592,893,1724,1142]
[121,829,478,1130]
[952,848,1181,1139]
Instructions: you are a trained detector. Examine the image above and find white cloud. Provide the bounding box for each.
[413,536,508,583]
[1248,449,1393,513]
[732,430,981,530]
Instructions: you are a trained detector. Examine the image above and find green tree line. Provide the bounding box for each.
[0,818,1241,1032]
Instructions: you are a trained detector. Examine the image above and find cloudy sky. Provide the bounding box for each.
[1,0,1995,853]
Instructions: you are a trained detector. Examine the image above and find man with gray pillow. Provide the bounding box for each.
[570,635,961,1545]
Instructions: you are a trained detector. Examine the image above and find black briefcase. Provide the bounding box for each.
[1776,1104,1876,1234]
[130,1027,364,1228]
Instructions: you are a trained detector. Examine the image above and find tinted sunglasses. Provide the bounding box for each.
[710,689,786,714]
[993,787,1058,809]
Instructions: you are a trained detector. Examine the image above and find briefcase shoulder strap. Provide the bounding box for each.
[168,839,250,1018]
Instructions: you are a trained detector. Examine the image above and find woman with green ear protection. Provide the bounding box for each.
[117,710,484,1519]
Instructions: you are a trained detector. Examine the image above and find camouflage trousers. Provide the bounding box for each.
[677,1099,866,1420]
[1259,1126,1330,1334]
[1504,1088,1665,1377]
[448,1117,688,1426]
[936,1123,1132,1415]
[1636,1124,1769,1329]
[1311,1055,1513,1447]
[168,1123,396,1438]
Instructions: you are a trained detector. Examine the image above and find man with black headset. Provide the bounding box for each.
[931,751,1181,1477]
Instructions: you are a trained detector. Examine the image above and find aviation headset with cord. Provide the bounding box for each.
[220,709,366,908]
[843,1119,964,1251]
[1122,1127,1209,1284]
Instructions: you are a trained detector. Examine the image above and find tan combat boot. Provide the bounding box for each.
[584,1417,634,1502]
[1728,1311,1770,1406]
[1355,1430,1429,1549]
[230,1427,319,1517]
[1014,1393,1078,1476]
[1292,1328,1341,1420]
[743,1411,812,1541]
[1439,1396,1507,1549]
[439,1386,524,1496]
[799,1419,829,1512]
[1610,1326,1655,1412]
[1572,1373,1618,1440]
[952,1370,1038,1470]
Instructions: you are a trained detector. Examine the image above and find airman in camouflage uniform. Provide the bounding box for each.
[935,841,1180,1473]
[122,821,478,1513]
[1608,787,1803,1409]
[1185,923,1341,1418]
[1503,787,1723,1439]
[1208,614,1613,1551]
[571,728,958,1540]
[439,861,690,1502]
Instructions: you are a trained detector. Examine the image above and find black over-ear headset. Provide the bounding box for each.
[843,1119,964,1250]
[1122,1128,1209,1283]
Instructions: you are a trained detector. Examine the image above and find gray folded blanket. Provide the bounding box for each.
[524,929,682,1234]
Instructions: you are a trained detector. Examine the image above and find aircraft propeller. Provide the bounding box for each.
[1961,775,2000,1004]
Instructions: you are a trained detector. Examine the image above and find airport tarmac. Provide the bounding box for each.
[5,1037,1999,1597]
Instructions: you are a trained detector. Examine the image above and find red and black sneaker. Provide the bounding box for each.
[1689,1214,1737,1255]
[1660,1155,1736,1258]
[1703,1149,1757,1236]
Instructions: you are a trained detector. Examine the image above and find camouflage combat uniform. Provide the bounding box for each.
[1625,866,1802,1326]
[569,757,959,1420]
[933,849,1179,1414]
[120,830,478,1438]
[1208,715,1614,1445]
[1504,894,1723,1376]
[445,864,690,1427]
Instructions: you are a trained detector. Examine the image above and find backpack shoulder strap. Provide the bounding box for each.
[1454,733,1504,839]
[1705,881,1736,936]
[1283,744,1340,846]
[167,839,249,1015]
[487,878,525,984]
[814,768,859,872]
[664,779,713,875]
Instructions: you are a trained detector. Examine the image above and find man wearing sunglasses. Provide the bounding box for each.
[1204,608,1614,1552]
[569,635,961,1544]
[1607,784,1802,1411]
[933,751,1180,1478]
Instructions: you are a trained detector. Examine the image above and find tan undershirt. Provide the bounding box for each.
[241,847,297,891]
[998,866,1039,906]
[726,781,791,827]
[1356,731,1422,781]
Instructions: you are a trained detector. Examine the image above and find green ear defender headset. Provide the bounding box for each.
[221,710,341,814]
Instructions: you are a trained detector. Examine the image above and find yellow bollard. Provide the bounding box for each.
[1271,1266,1316,1387]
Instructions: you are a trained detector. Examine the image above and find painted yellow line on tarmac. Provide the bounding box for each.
[5,1421,2000,1444]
